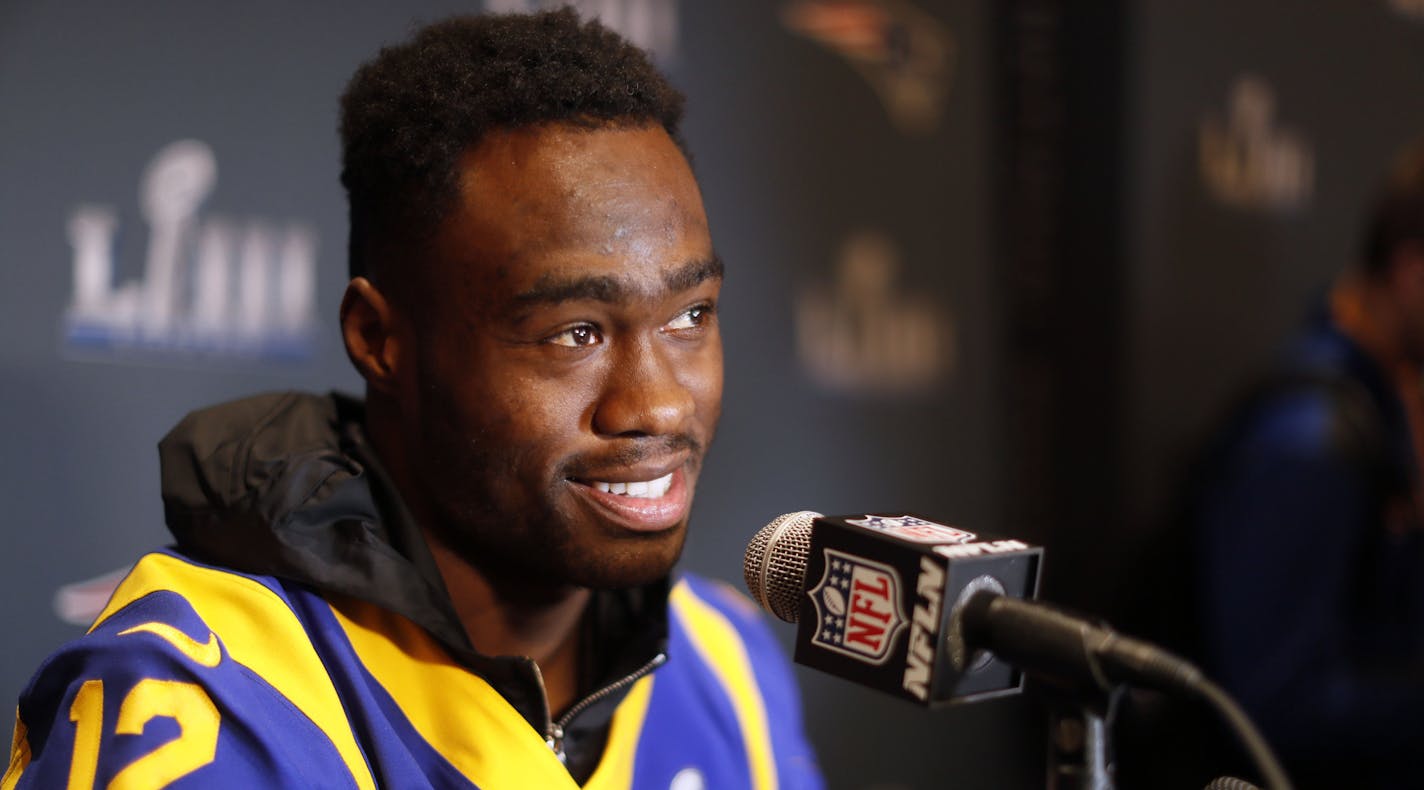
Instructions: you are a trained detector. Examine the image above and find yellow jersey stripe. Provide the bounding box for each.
[89,553,377,790]
[327,596,579,789]
[583,675,655,790]
[2,709,29,790]
[669,582,778,790]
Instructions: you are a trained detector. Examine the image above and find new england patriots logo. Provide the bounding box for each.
[807,549,907,665]
[846,514,977,544]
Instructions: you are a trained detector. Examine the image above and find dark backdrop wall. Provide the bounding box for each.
[4,1,1422,788]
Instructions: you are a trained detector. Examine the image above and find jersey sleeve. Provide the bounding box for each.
[6,588,365,789]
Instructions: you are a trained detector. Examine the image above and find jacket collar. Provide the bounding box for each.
[159,391,671,738]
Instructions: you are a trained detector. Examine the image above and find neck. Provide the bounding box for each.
[363,390,591,715]
[426,532,590,714]
[1331,273,1420,383]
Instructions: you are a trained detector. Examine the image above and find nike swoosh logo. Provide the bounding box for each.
[117,622,223,668]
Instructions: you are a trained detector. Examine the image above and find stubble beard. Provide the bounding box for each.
[412,387,705,595]
[419,453,690,595]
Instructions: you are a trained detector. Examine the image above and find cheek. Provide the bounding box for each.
[687,341,725,423]
[480,370,597,451]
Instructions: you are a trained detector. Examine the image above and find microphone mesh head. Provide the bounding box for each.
[743,510,821,623]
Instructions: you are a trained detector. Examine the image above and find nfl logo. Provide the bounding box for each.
[807,549,908,665]
[846,514,977,545]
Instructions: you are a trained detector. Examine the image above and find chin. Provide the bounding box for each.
[569,533,685,590]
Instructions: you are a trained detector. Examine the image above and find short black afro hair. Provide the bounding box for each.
[1362,138,1424,277]
[339,8,687,281]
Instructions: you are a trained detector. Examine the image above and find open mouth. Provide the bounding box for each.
[586,472,674,499]
[569,469,688,532]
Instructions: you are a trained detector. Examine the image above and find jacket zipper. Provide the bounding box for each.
[541,651,668,763]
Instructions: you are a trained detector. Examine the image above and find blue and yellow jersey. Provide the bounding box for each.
[5,550,822,789]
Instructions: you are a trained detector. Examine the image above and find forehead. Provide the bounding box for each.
[424,123,711,305]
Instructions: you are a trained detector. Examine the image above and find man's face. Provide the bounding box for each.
[1396,245,1424,365]
[401,123,723,590]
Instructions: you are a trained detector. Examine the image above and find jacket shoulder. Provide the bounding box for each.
[664,573,823,790]
[673,574,775,635]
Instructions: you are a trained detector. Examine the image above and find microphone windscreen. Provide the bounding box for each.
[1203,778,1261,790]
[743,510,821,623]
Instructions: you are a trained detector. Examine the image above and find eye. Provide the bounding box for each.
[666,303,713,331]
[547,324,602,348]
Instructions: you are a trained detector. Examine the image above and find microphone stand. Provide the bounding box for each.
[966,593,1288,788]
[1046,684,1124,790]
[1041,676,1274,790]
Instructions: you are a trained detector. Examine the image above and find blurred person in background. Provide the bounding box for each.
[1191,138,1424,788]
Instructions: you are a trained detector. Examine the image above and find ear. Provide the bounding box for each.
[340,277,402,393]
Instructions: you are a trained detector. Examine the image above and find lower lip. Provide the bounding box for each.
[569,469,691,533]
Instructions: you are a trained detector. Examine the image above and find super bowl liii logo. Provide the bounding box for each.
[796,230,953,396]
[1198,75,1313,213]
[807,549,907,664]
[63,139,318,361]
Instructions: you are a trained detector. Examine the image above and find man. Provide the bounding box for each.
[1191,140,1424,788]
[5,10,822,789]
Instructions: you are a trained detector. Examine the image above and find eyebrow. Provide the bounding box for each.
[513,255,724,307]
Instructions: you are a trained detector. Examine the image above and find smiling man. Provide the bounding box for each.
[6,10,821,789]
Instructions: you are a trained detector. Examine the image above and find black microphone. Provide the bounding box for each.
[744,511,1203,705]
[744,510,1043,705]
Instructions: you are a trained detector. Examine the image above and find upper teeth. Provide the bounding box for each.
[593,472,673,498]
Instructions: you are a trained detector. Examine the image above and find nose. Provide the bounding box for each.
[592,338,696,438]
